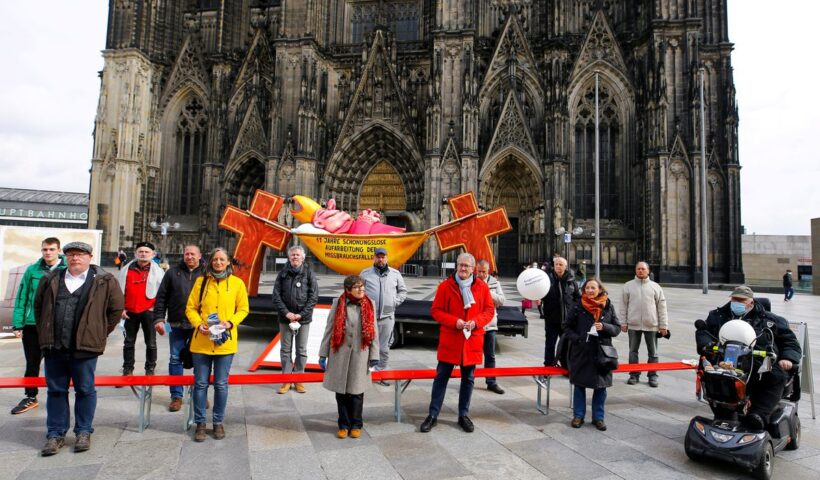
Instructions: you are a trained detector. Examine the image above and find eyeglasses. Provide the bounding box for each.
[457,263,473,269]
[350,285,365,290]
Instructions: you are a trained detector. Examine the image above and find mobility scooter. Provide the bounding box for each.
[685,316,800,480]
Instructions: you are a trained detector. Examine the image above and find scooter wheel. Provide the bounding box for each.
[752,441,774,480]
[684,434,702,462]
[785,415,800,451]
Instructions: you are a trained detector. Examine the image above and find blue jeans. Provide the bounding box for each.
[168,328,190,399]
[483,330,497,386]
[573,385,607,421]
[44,352,98,438]
[428,362,475,418]
[192,353,233,424]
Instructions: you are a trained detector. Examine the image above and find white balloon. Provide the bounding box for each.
[516,268,551,300]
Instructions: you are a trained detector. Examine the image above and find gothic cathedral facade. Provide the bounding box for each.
[89,0,742,282]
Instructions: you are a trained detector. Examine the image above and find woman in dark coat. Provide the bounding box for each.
[562,278,620,431]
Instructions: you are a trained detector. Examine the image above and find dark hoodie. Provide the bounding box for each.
[153,259,206,328]
[697,300,801,379]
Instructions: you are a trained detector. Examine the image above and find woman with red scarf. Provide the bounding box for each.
[562,279,621,431]
[319,275,379,439]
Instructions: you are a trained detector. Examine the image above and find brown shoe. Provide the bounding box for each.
[74,432,91,452]
[194,423,207,442]
[294,383,306,393]
[278,383,291,394]
[213,423,225,440]
[571,417,584,428]
[592,420,607,431]
[41,436,65,456]
[349,428,362,438]
[169,398,183,412]
[336,429,348,439]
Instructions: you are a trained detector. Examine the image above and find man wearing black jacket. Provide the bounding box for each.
[696,285,801,428]
[271,245,318,394]
[538,257,580,366]
[153,245,204,411]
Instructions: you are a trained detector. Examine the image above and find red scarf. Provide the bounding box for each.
[331,292,376,353]
[581,293,609,321]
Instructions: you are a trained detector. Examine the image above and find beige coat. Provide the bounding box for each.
[619,277,668,331]
[319,298,379,395]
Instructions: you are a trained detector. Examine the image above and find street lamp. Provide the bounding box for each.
[554,226,584,261]
[149,216,180,255]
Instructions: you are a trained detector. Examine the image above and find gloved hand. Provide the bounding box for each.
[369,360,379,369]
[318,357,327,371]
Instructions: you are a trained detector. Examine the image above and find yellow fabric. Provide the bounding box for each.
[185,275,249,355]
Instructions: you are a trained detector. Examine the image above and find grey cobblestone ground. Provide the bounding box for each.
[1,273,818,479]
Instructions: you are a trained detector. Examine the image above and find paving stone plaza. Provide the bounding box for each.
[1,273,818,479]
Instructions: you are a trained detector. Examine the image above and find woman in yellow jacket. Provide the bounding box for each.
[186,247,249,442]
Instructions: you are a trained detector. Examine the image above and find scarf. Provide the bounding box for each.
[454,273,475,310]
[211,270,229,280]
[581,293,609,321]
[288,264,302,275]
[330,291,376,353]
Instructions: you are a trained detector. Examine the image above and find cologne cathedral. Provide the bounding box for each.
[89,0,742,282]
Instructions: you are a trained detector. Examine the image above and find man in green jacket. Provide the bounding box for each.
[11,237,66,414]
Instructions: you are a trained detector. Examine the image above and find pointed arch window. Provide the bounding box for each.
[175,98,208,215]
[573,85,621,219]
[348,1,419,43]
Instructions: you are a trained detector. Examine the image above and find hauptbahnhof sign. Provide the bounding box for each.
[0,188,88,229]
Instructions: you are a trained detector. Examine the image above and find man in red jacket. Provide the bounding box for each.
[420,253,495,433]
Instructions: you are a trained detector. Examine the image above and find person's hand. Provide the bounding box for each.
[294,314,302,321]
[122,311,130,320]
[534,299,541,306]
[220,320,232,330]
[620,324,628,333]
[594,322,603,331]
[466,320,476,331]
[456,319,466,330]
[285,312,297,321]
[659,328,668,337]
[154,323,166,336]
[778,359,793,371]
[318,357,327,371]
[198,324,209,334]
[13,330,22,339]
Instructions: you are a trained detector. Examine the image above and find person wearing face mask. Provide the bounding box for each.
[695,285,801,429]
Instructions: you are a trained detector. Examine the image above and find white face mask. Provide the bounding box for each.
[463,329,471,340]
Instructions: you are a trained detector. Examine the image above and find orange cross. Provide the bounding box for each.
[433,192,512,274]
[219,190,291,296]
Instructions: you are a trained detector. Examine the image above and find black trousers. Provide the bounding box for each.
[336,393,364,430]
[21,325,42,397]
[123,310,157,373]
[747,372,788,422]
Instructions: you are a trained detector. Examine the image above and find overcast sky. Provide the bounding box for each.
[0,1,815,235]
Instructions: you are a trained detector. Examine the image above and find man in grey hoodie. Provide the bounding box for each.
[360,247,407,385]
[476,260,506,394]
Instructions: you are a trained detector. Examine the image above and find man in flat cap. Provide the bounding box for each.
[34,241,124,455]
[360,247,407,383]
[696,285,801,429]
[117,241,164,377]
